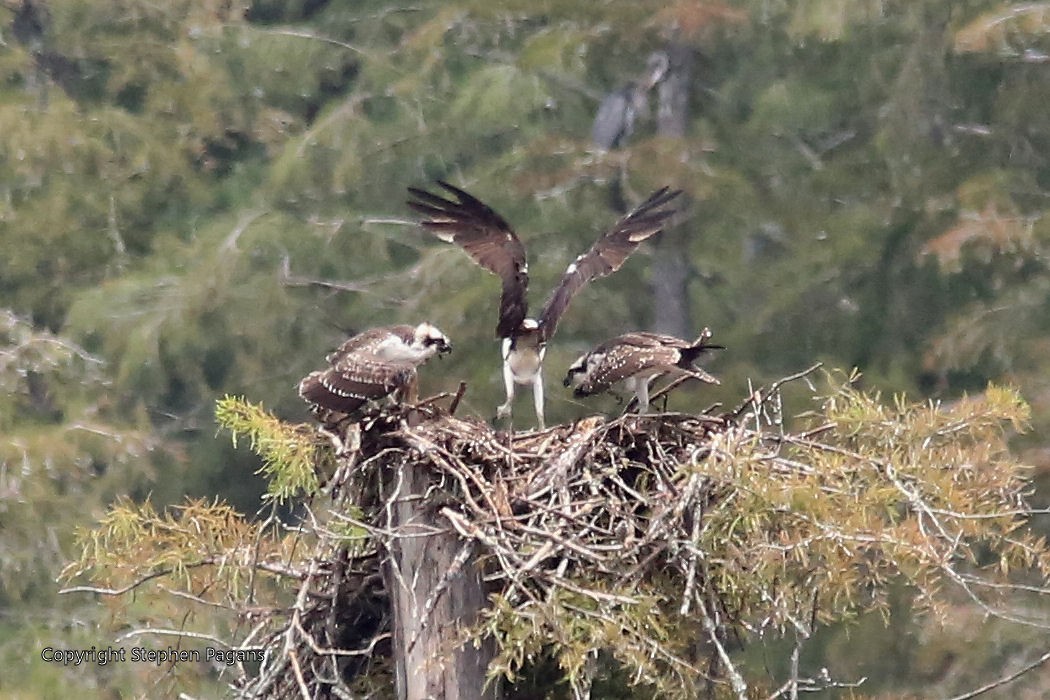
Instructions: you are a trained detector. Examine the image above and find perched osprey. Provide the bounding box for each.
[298,323,452,415]
[408,181,680,429]
[563,329,722,413]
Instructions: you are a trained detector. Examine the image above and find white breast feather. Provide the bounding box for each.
[507,346,542,381]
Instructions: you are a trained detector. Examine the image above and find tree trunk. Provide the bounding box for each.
[650,42,694,339]
[384,458,498,700]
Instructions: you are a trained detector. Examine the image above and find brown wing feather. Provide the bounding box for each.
[299,354,416,414]
[578,330,722,395]
[325,324,414,363]
[612,331,691,351]
[538,188,681,340]
[580,342,681,394]
[408,181,529,338]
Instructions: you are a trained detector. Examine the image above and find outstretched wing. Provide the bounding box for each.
[299,354,416,414]
[408,180,529,338]
[538,187,681,341]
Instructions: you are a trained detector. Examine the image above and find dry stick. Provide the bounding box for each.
[946,648,1050,700]
[247,503,280,606]
[441,508,543,607]
[287,648,313,700]
[410,391,459,411]
[278,254,374,294]
[449,381,468,415]
[60,568,178,596]
[59,558,305,597]
[699,598,747,700]
[116,627,233,647]
[292,613,391,658]
[324,548,346,682]
[729,362,824,420]
[158,585,241,612]
[678,490,705,616]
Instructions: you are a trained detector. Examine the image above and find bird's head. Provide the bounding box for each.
[413,322,453,357]
[563,352,590,390]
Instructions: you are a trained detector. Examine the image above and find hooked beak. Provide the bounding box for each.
[438,340,453,356]
[562,368,580,388]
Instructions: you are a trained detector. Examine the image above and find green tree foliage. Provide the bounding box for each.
[0,309,184,696]
[60,377,1045,698]
[3,0,1050,695]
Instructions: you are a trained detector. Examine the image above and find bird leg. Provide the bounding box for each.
[532,370,545,430]
[399,374,421,426]
[635,376,651,414]
[395,373,420,405]
[496,359,515,421]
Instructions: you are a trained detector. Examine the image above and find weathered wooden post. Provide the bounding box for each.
[384,456,498,700]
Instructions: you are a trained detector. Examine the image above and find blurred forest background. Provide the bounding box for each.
[3,0,1050,696]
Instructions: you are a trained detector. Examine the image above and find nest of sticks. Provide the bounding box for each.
[240,373,811,698]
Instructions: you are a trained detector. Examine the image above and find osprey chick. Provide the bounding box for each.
[299,322,451,416]
[408,181,680,429]
[564,329,722,413]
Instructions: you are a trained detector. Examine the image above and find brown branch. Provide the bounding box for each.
[449,381,468,415]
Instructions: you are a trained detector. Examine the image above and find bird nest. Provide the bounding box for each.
[242,373,815,698]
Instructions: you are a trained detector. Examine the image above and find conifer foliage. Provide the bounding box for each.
[61,373,1045,697]
[4,0,1050,696]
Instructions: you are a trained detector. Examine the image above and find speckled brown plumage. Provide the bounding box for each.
[565,329,722,412]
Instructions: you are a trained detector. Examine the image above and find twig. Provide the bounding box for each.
[116,627,233,647]
[449,381,468,415]
[279,254,374,294]
[945,648,1050,700]
[729,363,823,420]
[700,600,747,700]
[287,648,312,700]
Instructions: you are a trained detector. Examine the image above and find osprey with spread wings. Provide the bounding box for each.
[408,181,680,428]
